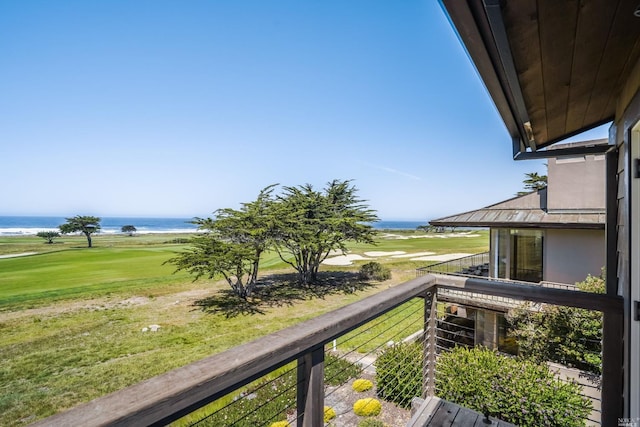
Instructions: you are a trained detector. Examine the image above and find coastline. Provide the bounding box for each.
[0,216,428,236]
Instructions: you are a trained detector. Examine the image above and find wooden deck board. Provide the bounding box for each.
[407,396,516,427]
[428,399,461,425]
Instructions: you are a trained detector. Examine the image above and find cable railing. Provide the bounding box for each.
[416,251,490,278]
[416,252,578,292]
[432,293,603,426]
[30,274,623,427]
[177,297,426,427]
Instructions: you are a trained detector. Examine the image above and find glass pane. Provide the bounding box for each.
[496,229,508,278]
[510,230,543,282]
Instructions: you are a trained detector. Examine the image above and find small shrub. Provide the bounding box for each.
[165,237,190,244]
[353,398,382,417]
[325,353,362,386]
[358,420,387,427]
[324,406,336,422]
[437,346,592,427]
[375,342,422,408]
[352,378,373,392]
[270,422,289,427]
[358,262,391,281]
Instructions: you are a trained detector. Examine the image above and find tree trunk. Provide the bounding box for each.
[85,232,93,248]
[250,251,262,285]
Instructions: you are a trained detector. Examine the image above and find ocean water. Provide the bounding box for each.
[0,216,427,236]
[0,216,199,236]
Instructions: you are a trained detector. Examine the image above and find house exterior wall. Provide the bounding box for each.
[491,227,604,285]
[547,154,605,211]
[612,55,640,417]
[543,229,605,285]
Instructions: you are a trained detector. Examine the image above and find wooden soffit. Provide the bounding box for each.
[440,0,640,154]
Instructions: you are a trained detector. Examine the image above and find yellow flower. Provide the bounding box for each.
[353,398,382,416]
[352,378,374,392]
[324,406,336,422]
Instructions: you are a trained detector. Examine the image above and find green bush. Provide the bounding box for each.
[353,398,382,416]
[358,420,387,427]
[436,347,592,427]
[507,274,604,373]
[352,378,373,392]
[375,342,422,408]
[325,352,362,386]
[358,262,391,281]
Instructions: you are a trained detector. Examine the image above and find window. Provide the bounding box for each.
[492,228,543,283]
[510,230,543,282]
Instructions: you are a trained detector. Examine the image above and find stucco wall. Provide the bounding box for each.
[544,229,605,285]
[547,154,605,211]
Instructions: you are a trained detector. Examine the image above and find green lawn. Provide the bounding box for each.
[0,248,186,307]
[0,230,488,425]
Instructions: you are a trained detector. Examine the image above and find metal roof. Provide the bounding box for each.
[429,188,605,229]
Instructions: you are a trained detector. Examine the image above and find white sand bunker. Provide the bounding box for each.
[0,252,38,259]
[410,253,472,262]
[364,251,437,258]
[378,233,421,240]
[364,251,406,257]
[380,232,481,240]
[391,251,436,258]
[322,254,372,266]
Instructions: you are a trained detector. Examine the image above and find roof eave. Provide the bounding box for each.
[428,220,605,230]
[439,0,530,155]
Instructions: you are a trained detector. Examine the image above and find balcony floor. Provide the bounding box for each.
[407,396,516,427]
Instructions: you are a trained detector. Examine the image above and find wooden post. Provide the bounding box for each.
[296,346,325,427]
[423,291,437,398]
[601,310,624,426]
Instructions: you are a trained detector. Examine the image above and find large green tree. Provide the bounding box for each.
[273,179,378,285]
[516,172,548,196]
[59,215,101,248]
[167,186,276,298]
[523,171,547,191]
[167,235,258,299]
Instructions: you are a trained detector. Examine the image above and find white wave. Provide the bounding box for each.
[0,227,198,236]
[0,227,59,236]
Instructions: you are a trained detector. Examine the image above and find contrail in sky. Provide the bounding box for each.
[363,162,423,181]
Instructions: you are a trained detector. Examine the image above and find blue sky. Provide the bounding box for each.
[0,1,607,221]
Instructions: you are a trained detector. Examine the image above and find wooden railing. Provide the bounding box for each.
[30,274,624,427]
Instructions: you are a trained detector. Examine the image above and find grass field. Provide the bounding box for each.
[0,230,488,425]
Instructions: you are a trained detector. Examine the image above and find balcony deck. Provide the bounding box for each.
[408,396,516,427]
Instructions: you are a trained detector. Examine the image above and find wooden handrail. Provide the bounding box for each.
[433,274,622,313]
